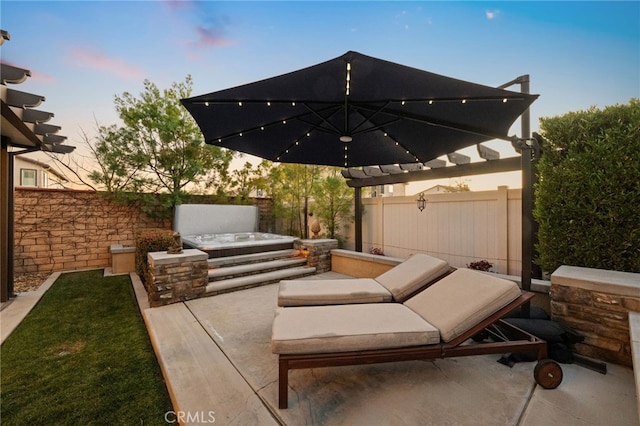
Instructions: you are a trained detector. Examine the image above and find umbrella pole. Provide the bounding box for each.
[355,187,362,252]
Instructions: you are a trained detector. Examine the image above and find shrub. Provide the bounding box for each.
[534,99,640,273]
[369,247,385,256]
[467,260,493,272]
[135,228,175,286]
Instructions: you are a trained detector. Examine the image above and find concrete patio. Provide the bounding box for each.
[1,271,637,425]
[136,272,638,426]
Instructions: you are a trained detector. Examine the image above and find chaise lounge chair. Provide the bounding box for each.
[277,253,451,306]
[271,268,562,409]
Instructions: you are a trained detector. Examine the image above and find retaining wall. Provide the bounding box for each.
[551,265,640,367]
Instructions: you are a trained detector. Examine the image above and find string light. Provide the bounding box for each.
[346,62,351,95]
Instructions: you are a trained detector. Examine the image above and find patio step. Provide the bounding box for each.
[207,249,299,268]
[208,257,308,281]
[205,266,316,296]
[204,248,316,296]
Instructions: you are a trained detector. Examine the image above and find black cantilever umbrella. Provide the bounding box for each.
[182,51,537,168]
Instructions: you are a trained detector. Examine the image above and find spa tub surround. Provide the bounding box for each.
[152,204,326,299]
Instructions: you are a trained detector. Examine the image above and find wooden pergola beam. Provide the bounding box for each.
[345,157,521,188]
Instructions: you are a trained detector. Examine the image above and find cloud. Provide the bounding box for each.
[30,71,55,82]
[3,60,55,82]
[70,48,144,79]
[486,10,500,20]
[163,0,195,10]
[162,1,233,52]
[193,26,232,48]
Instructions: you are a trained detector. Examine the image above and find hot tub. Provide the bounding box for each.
[182,232,297,258]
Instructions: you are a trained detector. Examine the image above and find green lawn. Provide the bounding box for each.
[1,270,173,425]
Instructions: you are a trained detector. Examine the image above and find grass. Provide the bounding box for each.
[1,270,173,425]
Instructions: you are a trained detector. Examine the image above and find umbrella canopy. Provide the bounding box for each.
[182,51,537,168]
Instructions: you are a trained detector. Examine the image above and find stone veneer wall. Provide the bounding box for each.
[147,249,208,307]
[551,265,640,367]
[13,188,274,275]
[14,188,171,274]
[294,239,339,273]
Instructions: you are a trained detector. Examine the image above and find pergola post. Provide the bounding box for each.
[520,75,533,318]
[1,138,13,302]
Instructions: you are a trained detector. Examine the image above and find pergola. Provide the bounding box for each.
[182,51,540,305]
[1,31,75,301]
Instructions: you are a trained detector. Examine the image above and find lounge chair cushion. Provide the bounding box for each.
[404,268,521,342]
[278,278,392,307]
[375,253,450,302]
[271,304,440,355]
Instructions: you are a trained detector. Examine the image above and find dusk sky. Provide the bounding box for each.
[2,1,639,190]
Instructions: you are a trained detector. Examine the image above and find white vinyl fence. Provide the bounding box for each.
[351,186,524,275]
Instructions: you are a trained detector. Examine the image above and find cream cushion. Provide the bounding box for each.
[278,279,392,307]
[271,304,440,355]
[375,253,450,302]
[404,268,521,342]
[276,253,450,307]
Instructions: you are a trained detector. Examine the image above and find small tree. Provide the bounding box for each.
[267,164,320,237]
[94,75,235,206]
[534,99,640,273]
[311,167,354,245]
[228,160,270,203]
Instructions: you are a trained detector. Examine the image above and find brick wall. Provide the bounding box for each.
[14,188,172,274]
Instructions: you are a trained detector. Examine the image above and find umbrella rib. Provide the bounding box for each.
[355,104,515,142]
[210,105,342,141]
[301,102,343,134]
[348,101,392,134]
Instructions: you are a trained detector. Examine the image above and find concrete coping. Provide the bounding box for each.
[297,238,339,245]
[489,272,551,294]
[630,312,640,423]
[148,249,208,266]
[110,244,135,254]
[551,265,640,297]
[331,248,404,266]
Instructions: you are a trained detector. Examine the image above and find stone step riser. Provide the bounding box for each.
[208,257,308,282]
[207,249,299,269]
[205,266,316,297]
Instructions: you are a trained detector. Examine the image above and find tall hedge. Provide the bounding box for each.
[534,99,640,273]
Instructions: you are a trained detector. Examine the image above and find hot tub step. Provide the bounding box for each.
[207,249,299,268]
[205,266,317,296]
[208,258,308,281]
